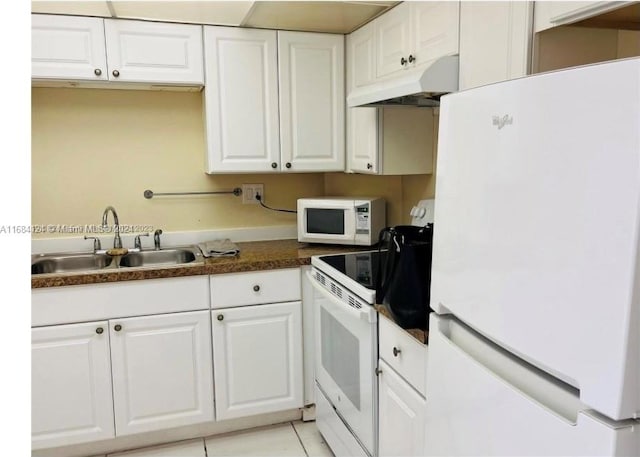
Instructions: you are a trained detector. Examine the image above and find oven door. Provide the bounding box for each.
[297,199,356,245]
[307,268,377,456]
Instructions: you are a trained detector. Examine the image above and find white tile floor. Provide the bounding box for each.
[111,421,334,457]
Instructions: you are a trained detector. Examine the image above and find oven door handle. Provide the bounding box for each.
[306,270,375,323]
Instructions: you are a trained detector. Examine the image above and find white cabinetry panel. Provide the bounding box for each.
[212,301,303,420]
[459,1,533,90]
[104,19,203,84]
[375,2,411,79]
[31,321,115,449]
[378,360,426,457]
[32,14,108,81]
[278,31,345,172]
[204,26,280,173]
[110,311,214,436]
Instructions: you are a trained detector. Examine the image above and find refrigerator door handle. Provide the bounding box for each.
[438,316,585,424]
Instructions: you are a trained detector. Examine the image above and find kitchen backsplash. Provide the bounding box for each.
[31,88,435,239]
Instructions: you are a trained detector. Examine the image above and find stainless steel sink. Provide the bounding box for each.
[119,247,202,268]
[31,253,113,274]
[32,246,203,275]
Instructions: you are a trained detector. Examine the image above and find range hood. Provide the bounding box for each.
[347,55,459,107]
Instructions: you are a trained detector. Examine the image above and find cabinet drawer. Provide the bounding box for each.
[379,314,427,396]
[210,268,301,308]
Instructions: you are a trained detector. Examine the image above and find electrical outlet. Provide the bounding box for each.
[242,184,264,204]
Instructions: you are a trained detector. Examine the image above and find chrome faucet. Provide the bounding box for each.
[134,233,149,250]
[153,229,163,250]
[101,206,122,249]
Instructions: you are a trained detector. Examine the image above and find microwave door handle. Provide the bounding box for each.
[305,271,370,322]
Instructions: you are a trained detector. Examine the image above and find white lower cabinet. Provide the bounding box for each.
[32,311,214,449]
[32,321,115,449]
[377,314,428,457]
[110,311,214,436]
[211,301,303,420]
[377,359,426,457]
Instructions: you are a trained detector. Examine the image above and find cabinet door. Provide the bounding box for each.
[378,360,426,457]
[375,2,411,79]
[31,14,108,81]
[411,1,460,69]
[347,107,379,174]
[212,301,303,420]
[347,21,376,89]
[204,27,280,173]
[104,19,203,84]
[459,1,533,91]
[278,31,345,172]
[109,311,214,436]
[32,321,115,449]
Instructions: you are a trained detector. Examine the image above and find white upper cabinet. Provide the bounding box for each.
[411,1,460,70]
[204,27,345,173]
[348,21,376,89]
[278,31,345,172]
[376,2,412,79]
[104,19,204,84]
[31,14,204,85]
[203,27,280,173]
[109,311,214,436]
[459,1,533,90]
[347,107,435,175]
[32,15,108,81]
[375,2,459,80]
[32,321,115,450]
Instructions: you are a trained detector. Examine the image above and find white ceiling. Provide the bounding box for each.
[31,1,399,34]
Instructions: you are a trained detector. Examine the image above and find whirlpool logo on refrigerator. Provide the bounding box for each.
[492,114,513,129]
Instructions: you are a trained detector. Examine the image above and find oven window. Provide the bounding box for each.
[320,308,360,409]
[307,209,345,235]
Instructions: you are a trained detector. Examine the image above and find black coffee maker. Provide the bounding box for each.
[375,224,434,329]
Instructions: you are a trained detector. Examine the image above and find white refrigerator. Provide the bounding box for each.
[426,57,640,456]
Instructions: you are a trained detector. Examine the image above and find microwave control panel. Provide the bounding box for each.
[355,204,371,234]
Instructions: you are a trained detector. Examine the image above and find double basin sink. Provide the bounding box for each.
[32,246,204,275]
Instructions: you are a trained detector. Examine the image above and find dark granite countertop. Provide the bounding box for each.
[31,239,371,289]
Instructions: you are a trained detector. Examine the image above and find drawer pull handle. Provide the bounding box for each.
[253,285,260,292]
[114,324,122,332]
[393,347,401,357]
[217,314,224,321]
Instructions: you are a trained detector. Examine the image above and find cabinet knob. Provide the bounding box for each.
[271,162,278,169]
[253,285,260,292]
[375,367,382,376]
[114,324,122,332]
[285,162,292,169]
[217,314,224,321]
[96,327,104,334]
[393,347,401,357]
[367,163,372,170]
[94,68,102,76]
[112,69,120,77]
[400,57,407,65]
[408,54,415,63]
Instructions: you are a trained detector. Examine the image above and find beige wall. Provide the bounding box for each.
[31,88,434,238]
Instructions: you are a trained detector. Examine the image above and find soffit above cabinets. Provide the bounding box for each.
[31,1,399,34]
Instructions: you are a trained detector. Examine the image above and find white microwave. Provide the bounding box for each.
[297,197,386,246]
